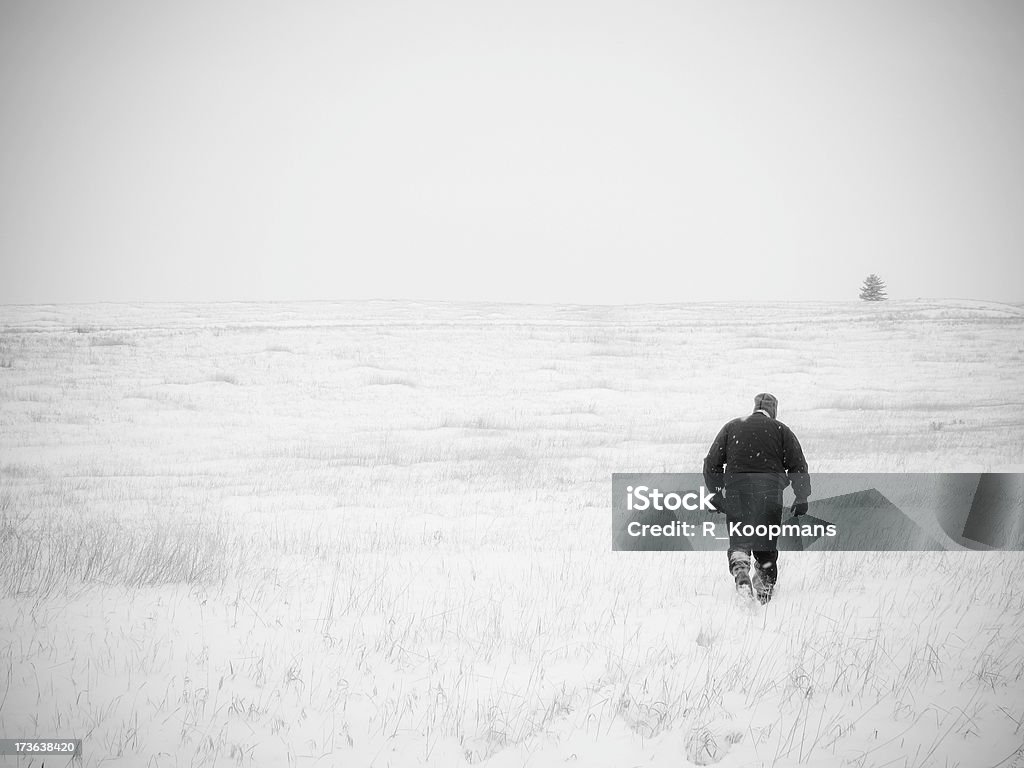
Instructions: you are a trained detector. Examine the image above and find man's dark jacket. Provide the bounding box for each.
[703,412,811,500]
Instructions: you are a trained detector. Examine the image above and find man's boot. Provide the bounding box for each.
[752,561,777,604]
[729,550,753,599]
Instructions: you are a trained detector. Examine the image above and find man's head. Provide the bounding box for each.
[753,392,778,419]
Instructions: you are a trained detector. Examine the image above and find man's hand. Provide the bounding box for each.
[707,492,725,514]
[791,498,809,517]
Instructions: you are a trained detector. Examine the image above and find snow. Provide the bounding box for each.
[1,299,1023,767]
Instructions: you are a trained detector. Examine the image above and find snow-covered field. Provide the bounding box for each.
[1,299,1023,767]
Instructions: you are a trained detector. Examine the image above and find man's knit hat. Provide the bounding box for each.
[753,392,778,419]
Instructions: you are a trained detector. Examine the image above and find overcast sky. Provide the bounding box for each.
[2,1,1022,305]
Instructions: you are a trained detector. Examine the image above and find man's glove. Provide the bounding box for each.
[791,498,809,517]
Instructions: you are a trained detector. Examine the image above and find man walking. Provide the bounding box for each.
[703,393,811,604]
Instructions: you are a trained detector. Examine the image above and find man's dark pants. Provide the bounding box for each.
[725,486,784,588]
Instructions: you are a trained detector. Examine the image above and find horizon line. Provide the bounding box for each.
[2,296,1022,310]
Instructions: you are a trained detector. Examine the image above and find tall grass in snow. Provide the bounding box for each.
[0,300,1022,766]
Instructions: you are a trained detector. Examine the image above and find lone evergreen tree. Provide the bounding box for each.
[859,274,888,301]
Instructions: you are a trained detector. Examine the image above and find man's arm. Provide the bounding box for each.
[703,423,730,495]
[782,425,811,500]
